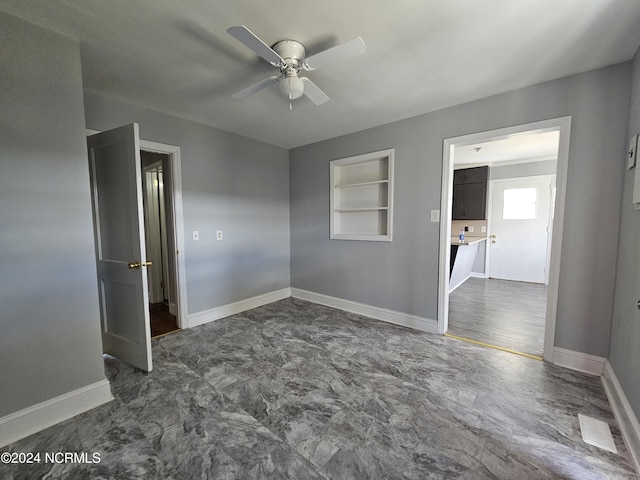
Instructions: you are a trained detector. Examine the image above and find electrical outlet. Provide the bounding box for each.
[481,226,487,233]
[192,231,199,241]
[430,210,440,222]
[216,230,223,241]
[468,226,474,233]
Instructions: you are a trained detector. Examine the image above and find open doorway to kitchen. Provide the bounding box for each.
[438,117,571,361]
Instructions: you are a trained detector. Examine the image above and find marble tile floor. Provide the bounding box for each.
[2,297,636,479]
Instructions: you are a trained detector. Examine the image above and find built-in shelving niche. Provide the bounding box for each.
[330,148,394,241]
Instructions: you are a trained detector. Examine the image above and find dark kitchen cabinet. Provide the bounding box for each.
[453,166,488,220]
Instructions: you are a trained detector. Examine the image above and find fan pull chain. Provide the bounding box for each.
[289,79,293,110]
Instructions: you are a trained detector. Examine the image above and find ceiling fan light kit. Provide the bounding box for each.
[227,25,365,109]
[280,75,304,101]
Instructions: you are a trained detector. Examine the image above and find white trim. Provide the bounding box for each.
[291,288,438,334]
[469,272,488,279]
[0,380,113,448]
[542,118,571,362]
[551,347,605,375]
[438,117,572,360]
[449,274,472,293]
[330,148,394,242]
[602,360,640,474]
[139,139,188,329]
[187,288,291,328]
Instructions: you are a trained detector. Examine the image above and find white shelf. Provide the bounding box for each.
[335,207,388,212]
[335,179,389,189]
[330,149,394,241]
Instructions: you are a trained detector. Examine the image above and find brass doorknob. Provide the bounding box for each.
[128,261,153,269]
[490,234,497,238]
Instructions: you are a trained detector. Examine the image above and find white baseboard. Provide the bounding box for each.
[449,274,471,293]
[291,288,438,334]
[187,288,291,328]
[552,347,605,376]
[602,360,640,475]
[0,380,113,448]
[469,272,488,279]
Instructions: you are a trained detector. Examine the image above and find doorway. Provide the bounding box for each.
[88,125,187,371]
[438,117,571,362]
[137,138,188,337]
[141,151,179,337]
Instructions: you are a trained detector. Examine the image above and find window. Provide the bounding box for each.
[503,187,536,220]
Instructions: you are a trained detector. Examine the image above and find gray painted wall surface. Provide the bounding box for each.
[290,63,631,357]
[490,159,557,180]
[84,93,290,314]
[609,47,640,418]
[0,13,106,416]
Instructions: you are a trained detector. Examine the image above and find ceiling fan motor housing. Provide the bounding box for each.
[273,40,306,100]
[272,40,306,70]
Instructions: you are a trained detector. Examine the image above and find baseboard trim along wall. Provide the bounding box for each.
[601,361,640,475]
[0,380,113,448]
[291,288,439,334]
[552,347,605,376]
[187,288,291,328]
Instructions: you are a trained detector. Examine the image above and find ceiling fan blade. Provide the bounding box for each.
[300,77,329,105]
[304,37,366,70]
[231,75,280,99]
[227,25,284,66]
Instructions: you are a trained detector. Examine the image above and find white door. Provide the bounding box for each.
[489,175,555,284]
[88,123,153,372]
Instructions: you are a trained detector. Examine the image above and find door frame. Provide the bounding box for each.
[437,116,571,363]
[87,129,188,329]
[139,139,188,328]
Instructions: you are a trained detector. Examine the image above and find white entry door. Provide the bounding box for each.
[489,175,555,284]
[88,123,153,372]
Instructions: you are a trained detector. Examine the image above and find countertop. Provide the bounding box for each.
[450,236,487,246]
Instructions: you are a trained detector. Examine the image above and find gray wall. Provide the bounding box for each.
[290,62,631,358]
[84,93,290,315]
[490,159,557,180]
[0,13,106,416]
[609,47,640,418]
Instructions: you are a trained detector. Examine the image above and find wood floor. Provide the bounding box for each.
[448,277,547,356]
[149,302,179,337]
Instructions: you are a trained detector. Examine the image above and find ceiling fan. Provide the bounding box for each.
[227,25,366,109]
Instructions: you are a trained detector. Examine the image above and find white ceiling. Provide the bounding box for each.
[454,130,560,166]
[2,0,639,149]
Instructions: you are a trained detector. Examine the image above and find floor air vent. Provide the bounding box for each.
[578,413,617,454]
